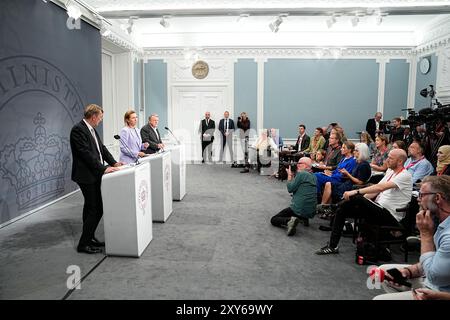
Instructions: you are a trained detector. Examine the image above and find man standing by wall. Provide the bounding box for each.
[219,111,235,163]
[70,104,123,254]
[366,112,385,141]
[141,114,165,154]
[199,111,215,163]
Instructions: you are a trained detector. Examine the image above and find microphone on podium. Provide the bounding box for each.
[114,135,140,165]
[164,126,181,145]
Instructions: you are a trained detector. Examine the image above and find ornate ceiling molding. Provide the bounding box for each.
[143,47,413,60]
[414,16,450,55]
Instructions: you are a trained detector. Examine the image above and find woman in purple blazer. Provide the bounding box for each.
[119,110,149,164]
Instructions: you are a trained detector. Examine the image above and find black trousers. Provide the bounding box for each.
[202,140,213,161]
[329,195,400,248]
[271,207,308,228]
[78,181,103,248]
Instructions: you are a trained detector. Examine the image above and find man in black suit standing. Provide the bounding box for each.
[70,104,123,254]
[199,111,215,163]
[219,111,235,163]
[366,112,385,141]
[141,114,165,154]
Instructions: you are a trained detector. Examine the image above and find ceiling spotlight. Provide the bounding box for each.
[66,3,82,20]
[269,15,287,33]
[326,15,337,28]
[160,15,170,28]
[351,15,359,27]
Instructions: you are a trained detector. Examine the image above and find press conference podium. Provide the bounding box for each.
[165,144,186,201]
[101,162,152,257]
[140,151,173,222]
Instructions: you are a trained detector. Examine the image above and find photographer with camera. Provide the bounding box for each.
[270,157,317,236]
[387,117,405,144]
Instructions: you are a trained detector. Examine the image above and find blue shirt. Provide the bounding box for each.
[404,157,434,183]
[330,156,357,181]
[421,216,450,292]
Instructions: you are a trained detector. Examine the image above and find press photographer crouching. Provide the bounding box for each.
[270,157,317,236]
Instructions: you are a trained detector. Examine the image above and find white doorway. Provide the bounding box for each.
[171,86,232,162]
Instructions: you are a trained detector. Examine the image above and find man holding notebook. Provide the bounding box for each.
[316,148,412,255]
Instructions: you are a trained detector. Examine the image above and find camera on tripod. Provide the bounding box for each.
[406,103,450,128]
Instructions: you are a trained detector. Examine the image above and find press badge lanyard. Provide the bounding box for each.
[404,156,425,170]
[386,167,405,182]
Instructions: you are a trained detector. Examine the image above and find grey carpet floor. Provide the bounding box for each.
[0,164,419,300]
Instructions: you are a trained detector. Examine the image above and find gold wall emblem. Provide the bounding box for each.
[192,60,209,79]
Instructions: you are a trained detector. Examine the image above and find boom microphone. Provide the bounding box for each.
[164,126,181,145]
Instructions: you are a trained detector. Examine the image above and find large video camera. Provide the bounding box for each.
[405,102,450,128]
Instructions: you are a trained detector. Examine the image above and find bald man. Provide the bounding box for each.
[316,149,412,255]
[270,157,317,236]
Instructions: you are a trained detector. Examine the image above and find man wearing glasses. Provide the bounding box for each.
[316,149,412,255]
[373,175,450,300]
[270,157,317,236]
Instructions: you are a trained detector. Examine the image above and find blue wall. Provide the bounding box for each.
[384,59,409,120]
[144,60,167,128]
[234,59,257,129]
[264,59,379,139]
[415,54,438,110]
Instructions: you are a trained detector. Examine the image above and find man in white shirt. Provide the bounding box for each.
[316,148,412,255]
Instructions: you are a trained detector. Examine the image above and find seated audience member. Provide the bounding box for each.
[251,129,278,167]
[270,128,283,150]
[320,143,371,206]
[119,110,149,164]
[370,135,389,173]
[313,149,327,166]
[392,140,407,153]
[360,131,376,158]
[404,141,434,183]
[315,149,412,255]
[436,145,450,176]
[334,126,347,143]
[402,127,414,147]
[373,176,450,300]
[388,117,405,144]
[293,124,310,152]
[303,127,326,158]
[315,132,343,171]
[314,141,357,194]
[271,157,317,236]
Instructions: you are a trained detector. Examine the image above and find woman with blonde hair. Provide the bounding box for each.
[119,110,149,164]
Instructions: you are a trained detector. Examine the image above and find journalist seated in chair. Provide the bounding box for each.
[392,140,407,153]
[315,149,412,255]
[317,143,371,218]
[370,135,390,173]
[314,141,357,195]
[314,132,343,172]
[313,149,327,167]
[373,175,450,300]
[436,145,450,176]
[359,131,376,159]
[404,141,434,183]
[250,129,279,170]
[119,110,149,164]
[303,127,326,160]
[270,157,317,236]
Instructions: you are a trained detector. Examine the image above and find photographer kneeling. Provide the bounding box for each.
[270,157,317,236]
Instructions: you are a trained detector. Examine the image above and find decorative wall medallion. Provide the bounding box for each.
[192,60,209,79]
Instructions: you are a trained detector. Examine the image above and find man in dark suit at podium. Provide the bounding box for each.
[200,111,215,163]
[141,114,165,154]
[366,112,385,141]
[219,111,235,163]
[70,104,123,254]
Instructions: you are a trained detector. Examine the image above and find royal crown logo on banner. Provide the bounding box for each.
[0,112,70,209]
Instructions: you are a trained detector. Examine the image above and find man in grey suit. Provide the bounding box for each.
[141,114,165,154]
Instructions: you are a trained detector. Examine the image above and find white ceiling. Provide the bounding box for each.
[77,0,450,48]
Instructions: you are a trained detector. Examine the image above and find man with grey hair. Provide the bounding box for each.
[270,157,317,236]
[373,175,450,300]
[366,112,386,141]
[316,149,412,255]
[141,114,165,154]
